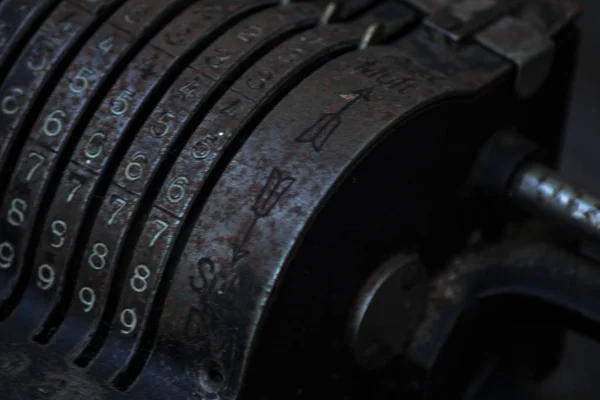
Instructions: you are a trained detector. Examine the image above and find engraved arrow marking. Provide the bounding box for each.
[186,169,295,344]
[251,168,296,219]
[230,168,296,266]
[184,306,205,344]
[295,87,373,153]
[230,243,250,268]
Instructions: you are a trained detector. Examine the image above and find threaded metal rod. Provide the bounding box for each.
[511,162,600,241]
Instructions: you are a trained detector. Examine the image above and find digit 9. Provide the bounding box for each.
[36,264,55,290]
[0,241,15,270]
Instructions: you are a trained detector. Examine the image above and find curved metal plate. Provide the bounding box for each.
[133,38,509,399]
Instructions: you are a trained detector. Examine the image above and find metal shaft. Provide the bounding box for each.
[511,162,600,242]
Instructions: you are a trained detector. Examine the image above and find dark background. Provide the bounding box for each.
[538,1,600,397]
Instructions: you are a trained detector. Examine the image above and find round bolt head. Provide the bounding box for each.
[349,254,428,369]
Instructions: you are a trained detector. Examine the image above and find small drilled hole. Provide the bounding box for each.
[199,359,225,392]
[209,368,224,383]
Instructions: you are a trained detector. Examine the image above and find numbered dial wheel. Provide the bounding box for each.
[0,0,196,323]
[23,0,285,352]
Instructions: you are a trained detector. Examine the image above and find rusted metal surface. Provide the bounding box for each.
[152,1,416,220]
[62,3,323,381]
[128,30,509,396]
[108,0,416,391]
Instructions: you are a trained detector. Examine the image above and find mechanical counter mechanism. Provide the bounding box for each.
[0,0,588,399]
